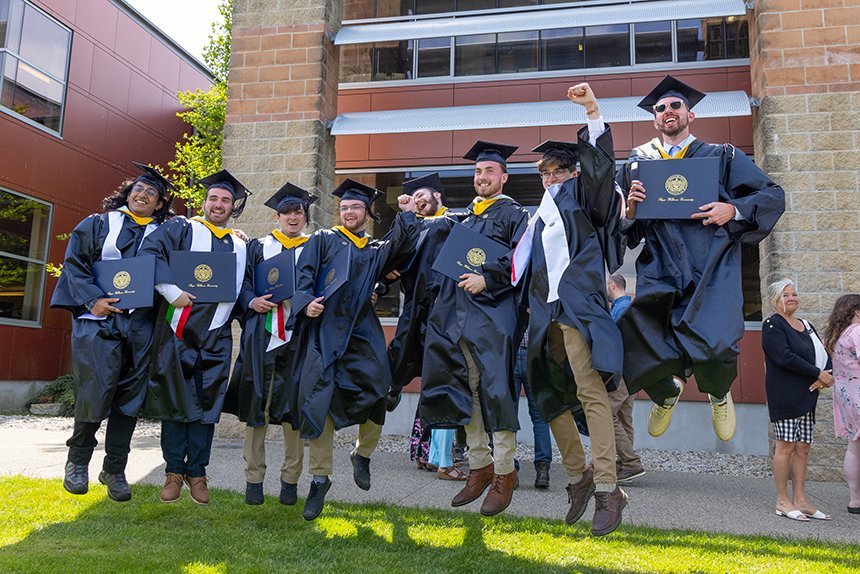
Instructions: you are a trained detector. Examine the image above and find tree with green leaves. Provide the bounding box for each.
[166,0,233,209]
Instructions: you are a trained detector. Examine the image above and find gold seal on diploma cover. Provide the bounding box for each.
[112,271,131,290]
[466,248,486,267]
[324,268,336,287]
[665,174,688,196]
[267,267,279,286]
[194,264,213,283]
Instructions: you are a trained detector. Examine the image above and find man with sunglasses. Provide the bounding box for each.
[617,75,784,442]
[51,162,173,502]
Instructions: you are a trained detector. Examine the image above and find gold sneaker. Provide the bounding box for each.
[711,393,736,441]
[647,379,684,437]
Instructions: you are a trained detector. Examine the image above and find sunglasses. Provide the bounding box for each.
[654,101,684,113]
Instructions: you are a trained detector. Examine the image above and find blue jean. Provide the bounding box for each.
[160,420,215,478]
[514,347,552,465]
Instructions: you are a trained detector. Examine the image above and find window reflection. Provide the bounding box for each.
[635,21,672,64]
[455,34,496,76]
[1,54,63,131]
[497,30,538,74]
[0,188,51,324]
[18,3,70,80]
[417,37,450,77]
[373,40,413,80]
[584,24,629,68]
[541,27,583,71]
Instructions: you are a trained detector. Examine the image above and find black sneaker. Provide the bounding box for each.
[98,470,131,502]
[616,467,646,484]
[245,481,264,505]
[534,460,550,489]
[302,478,331,521]
[279,481,297,506]
[64,461,89,495]
[350,450,371,491]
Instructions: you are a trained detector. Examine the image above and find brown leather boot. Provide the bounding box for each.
[591,486,627,536]
[480,470,518,516]
[160,472,183,503]
[185,475,210,505]
[564,465,595,525]
[451,463,494,507]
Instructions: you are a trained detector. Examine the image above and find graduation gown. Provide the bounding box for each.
[616,139,785,398]
[290,212,420,439]
[138,217,246,424]
[387,212,457,394]
[525,125,624,422]
[223,234,306,427]
[419,197,530,433]
[50,210,158,422]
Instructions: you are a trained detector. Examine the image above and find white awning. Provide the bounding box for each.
[335,0,747,45]
[330,90,751,135]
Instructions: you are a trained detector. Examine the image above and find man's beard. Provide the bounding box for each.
[658,115,687,138]
[419,196,440,216]
[474,179,502,198]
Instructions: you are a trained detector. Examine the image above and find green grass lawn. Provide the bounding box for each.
[0,476,856,574]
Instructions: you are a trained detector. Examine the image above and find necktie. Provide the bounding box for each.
[668,145,681,157]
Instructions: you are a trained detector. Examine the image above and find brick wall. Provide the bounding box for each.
[750,0,860,481]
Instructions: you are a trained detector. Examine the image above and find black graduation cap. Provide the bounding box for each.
[403,173,444,196]
[637,75,706,113]
[132,162,174,195]
[331,178,383,207]
[263,182,318,213]
[463,140,518,167]
[198,169,251,201]
[532,140,579,164]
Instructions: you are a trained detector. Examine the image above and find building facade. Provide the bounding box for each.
[0,0,212,391]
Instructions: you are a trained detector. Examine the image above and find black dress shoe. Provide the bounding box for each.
[279,481,297,506]
[350,450,371,491]
[98,470,131,502]
[534,460,550,489]
[302,478,331,521]
[64,461,89,495]
[245,481,264,505]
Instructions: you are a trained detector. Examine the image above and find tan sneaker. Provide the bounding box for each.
[711,393,736,441]
[185,476,210,505]
[160,472,183,503]
[647,378,684,437]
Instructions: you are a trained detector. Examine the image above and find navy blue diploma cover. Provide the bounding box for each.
[431,223,509,282]
[315,247,350,299]
[93,255,155,309]
[634,157,720,220]
[254,250,295,303]
[169,251,237,303]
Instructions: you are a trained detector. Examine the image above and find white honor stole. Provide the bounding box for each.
[189,219,246,331]
[261,235,303,352]
[511,183,570,303]
[80,211,157,320]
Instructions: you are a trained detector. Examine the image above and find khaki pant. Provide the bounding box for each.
[355,420,383,458]
[608,381,642,471]
[546,322,616,487]
[458,340,517,475]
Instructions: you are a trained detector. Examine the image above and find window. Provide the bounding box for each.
[634,21,672,64]
[0,0,71,135]
[455,34,496,76]
[584,24,629,68]
[0,187,52,325]
[373,40,413,81]
[416,37,451,77]
[497,30,538,74]
[725,16,749,60]
[541,27,583,71]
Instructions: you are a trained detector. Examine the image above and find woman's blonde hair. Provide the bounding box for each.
[767,278,795,313]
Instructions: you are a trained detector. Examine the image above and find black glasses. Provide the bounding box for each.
[654,101,684,113]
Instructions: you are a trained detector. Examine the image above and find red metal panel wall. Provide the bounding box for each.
[0,0,212,381]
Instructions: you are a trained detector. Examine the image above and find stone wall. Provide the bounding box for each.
[750,0,859,480]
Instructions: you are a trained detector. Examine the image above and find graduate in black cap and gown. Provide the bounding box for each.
[51,162,174,502]
[617,75,784,442]
[289,179,420,520]
[383,173,457,408]
[139,169,250,505]
[222,182,317,507]
[419,140,530,517]
[512,83,628,536]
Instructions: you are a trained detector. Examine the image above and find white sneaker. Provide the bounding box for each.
[711,393,736,441]
[647,379,684,437]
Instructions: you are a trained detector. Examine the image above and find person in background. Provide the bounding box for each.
[823,294,860,516]
[606,273,645,484]
[762,279,833,522]
[514,329,553,489]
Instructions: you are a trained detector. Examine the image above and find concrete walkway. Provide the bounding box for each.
[2,427,858,544]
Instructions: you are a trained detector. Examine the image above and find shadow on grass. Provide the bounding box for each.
[0,477,858,574]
